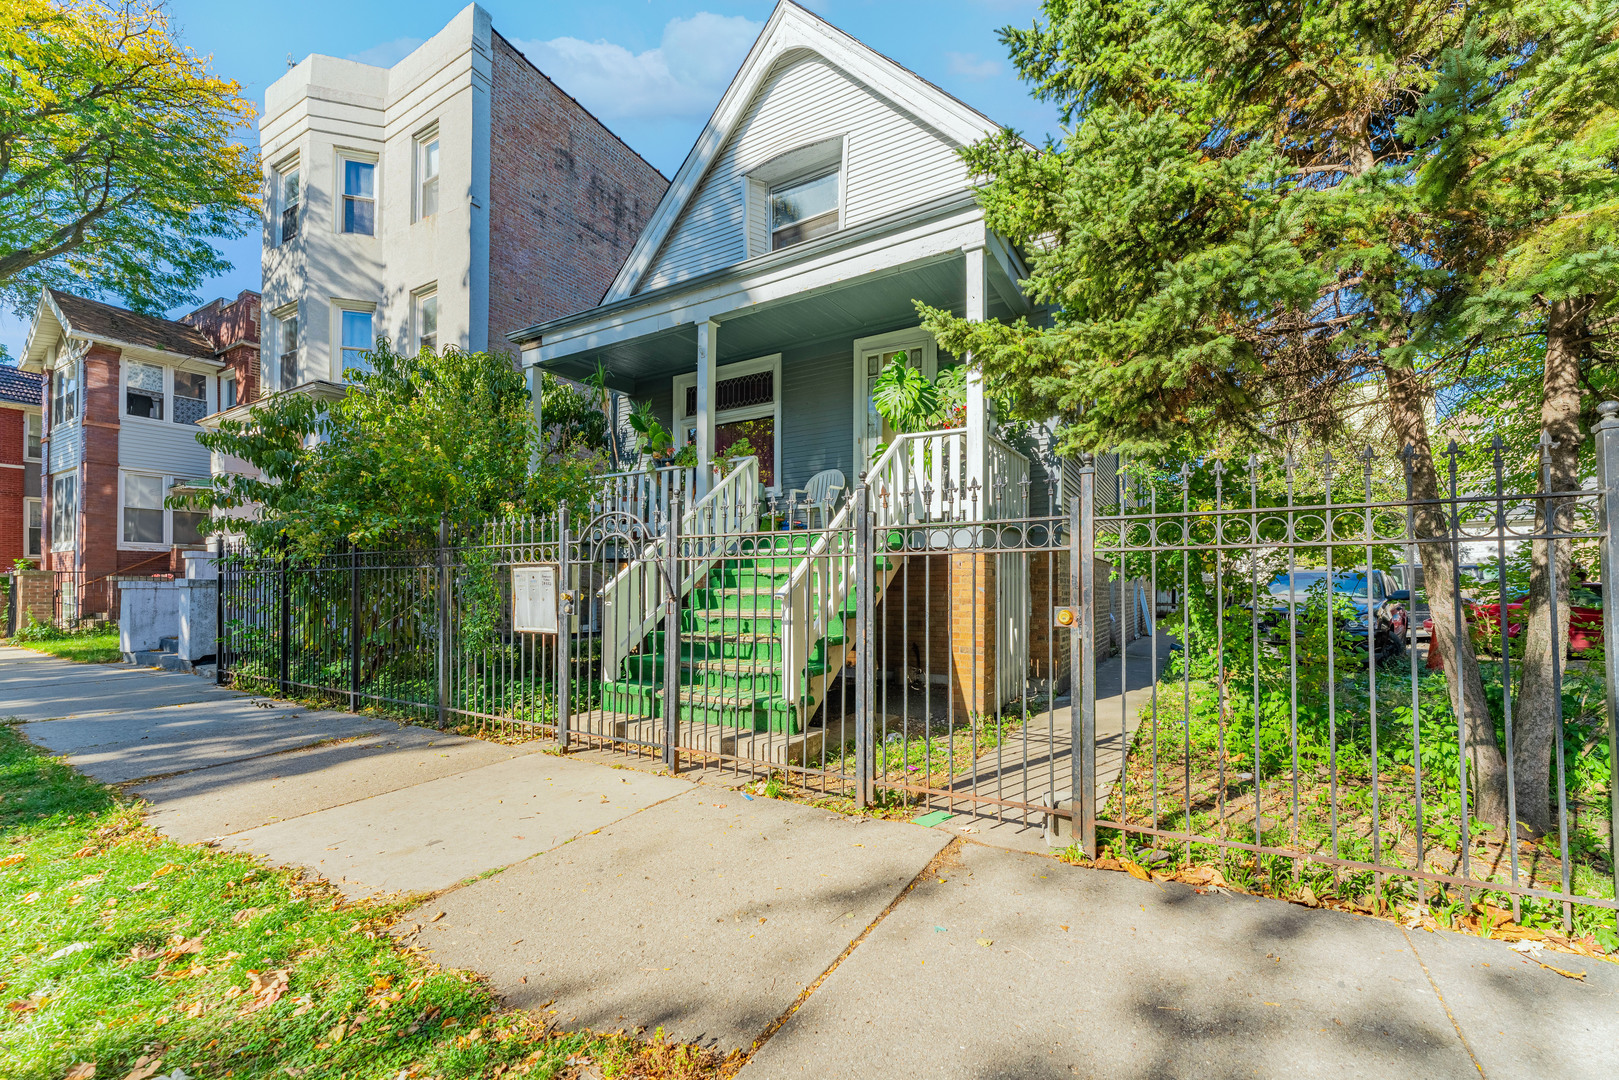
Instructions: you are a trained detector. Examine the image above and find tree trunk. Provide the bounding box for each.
[1383,363,1511,831]
[1512,298,1587,837]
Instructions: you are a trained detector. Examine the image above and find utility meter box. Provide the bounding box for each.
[512,564,561,634]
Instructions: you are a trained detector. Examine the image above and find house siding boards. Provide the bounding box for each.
[778,342,852,495]
[638,52,968,293]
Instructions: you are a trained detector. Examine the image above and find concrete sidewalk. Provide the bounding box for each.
[4,645,1615,1078]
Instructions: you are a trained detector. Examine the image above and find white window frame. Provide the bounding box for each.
[24,497,42,559]
[412,285,439,354]
[743,136,846,258]
[50,471,76,553]
[24,411,42,461]
[334,300,377,376]
[119,470,208,551]
[273,304,300,390]
[851,327,938,467]
[221,370,238,411]
[672,353,783,493]
[122,358,168,424]
[172,367,211,426]
[415,124,440,221]
[274,154,300,245]
[50,360,78,426]
[338,150,379,236]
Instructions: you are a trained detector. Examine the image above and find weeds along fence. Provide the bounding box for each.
[1087,414,1619,938]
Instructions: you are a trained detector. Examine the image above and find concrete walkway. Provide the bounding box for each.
[4,644,1615,1078]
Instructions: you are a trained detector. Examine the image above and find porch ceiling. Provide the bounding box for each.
[540,250,1020,387]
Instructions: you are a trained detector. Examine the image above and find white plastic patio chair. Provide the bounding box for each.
[788,469,846,529]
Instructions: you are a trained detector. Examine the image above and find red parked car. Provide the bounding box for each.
[1422,593,1603,668]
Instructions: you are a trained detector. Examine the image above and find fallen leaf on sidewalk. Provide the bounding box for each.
[1123,861,1151,882]
[1297,886,1320,908]
[976,939,993,947]
[1176,866,1226,888]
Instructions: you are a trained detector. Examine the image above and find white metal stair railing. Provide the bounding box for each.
[599,456,759,678]
[593,463,701,533]
[776,430,966,724]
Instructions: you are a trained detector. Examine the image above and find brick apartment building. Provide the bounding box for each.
[236,2,666,420]
[19,289,260,616]
[0,365,45,566]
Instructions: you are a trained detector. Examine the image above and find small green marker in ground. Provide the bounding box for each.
[913,810,954,828]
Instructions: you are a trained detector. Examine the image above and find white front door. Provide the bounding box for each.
[852,328,937,467]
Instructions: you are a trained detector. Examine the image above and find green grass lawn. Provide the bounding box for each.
[8,627,124,664]
[0,723,729,1080]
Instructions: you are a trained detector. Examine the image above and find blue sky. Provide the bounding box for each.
[1,0,1062,357]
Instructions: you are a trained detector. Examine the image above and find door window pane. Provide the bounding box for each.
[126,361,165,420]
[123,473,164,544]
[343,159,376,235]
[174,370,208,425]
[341,309,374,372]
[715,417,774,488]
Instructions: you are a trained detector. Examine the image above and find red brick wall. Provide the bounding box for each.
[79,344,122,586]
[486,34,668,358]
[184,290,262,406]
[0,408,21,565]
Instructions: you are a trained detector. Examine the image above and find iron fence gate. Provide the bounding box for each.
[218,420,1619,933]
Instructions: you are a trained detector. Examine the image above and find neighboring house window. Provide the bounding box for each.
[414,288,438,353]
[126,360,166,420]
[222,371,238,410]
[50,473,75,552]
[25,412,42,460]
[24,498,42,558]
[174,370,209,425]
[342,158,376,235]
[770,170,839,250]
[340,308,373,372]
[171,496,208,547]
[279,313,299,390]
[417,130,440,219]
[123,472,165,545]
[279,164,300,243]
[673,354,782,489]
[51,364,77,425]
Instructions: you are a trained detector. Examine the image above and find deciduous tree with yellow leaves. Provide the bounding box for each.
[0,0,258,315]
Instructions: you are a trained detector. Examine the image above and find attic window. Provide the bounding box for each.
[770,170,839,250]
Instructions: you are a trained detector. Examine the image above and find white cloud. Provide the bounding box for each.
[945,52,1002,80]
[512,13,762,122]
[346,37,425,68]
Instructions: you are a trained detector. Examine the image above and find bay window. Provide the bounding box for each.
[121,471,208,548]
[51,363,77,425]
[25,412,42,460]
[417,128,440,219]
[174,370,209,425]
[414,288,438,354]
[278,312,299,390]
[25,499,42,559]
[125,360,165,419]
[340,307,374,372]
[278,162,300,243]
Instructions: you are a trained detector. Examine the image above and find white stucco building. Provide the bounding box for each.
[245,3,666,402]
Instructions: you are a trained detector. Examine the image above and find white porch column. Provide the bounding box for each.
[525,356,544,474]
[963,244,988,512]
[695,318,718,498]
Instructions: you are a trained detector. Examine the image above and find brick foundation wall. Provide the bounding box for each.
[486,34,668,354]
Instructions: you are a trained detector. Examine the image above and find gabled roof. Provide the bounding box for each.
[601,0,1004,303]
[47,290,218,358]
[0,364,43,406]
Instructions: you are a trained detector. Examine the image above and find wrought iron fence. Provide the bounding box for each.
[216,420,1619,935]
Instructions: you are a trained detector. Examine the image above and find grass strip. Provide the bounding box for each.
[0,722,731,1079]
[9,628,124,664]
